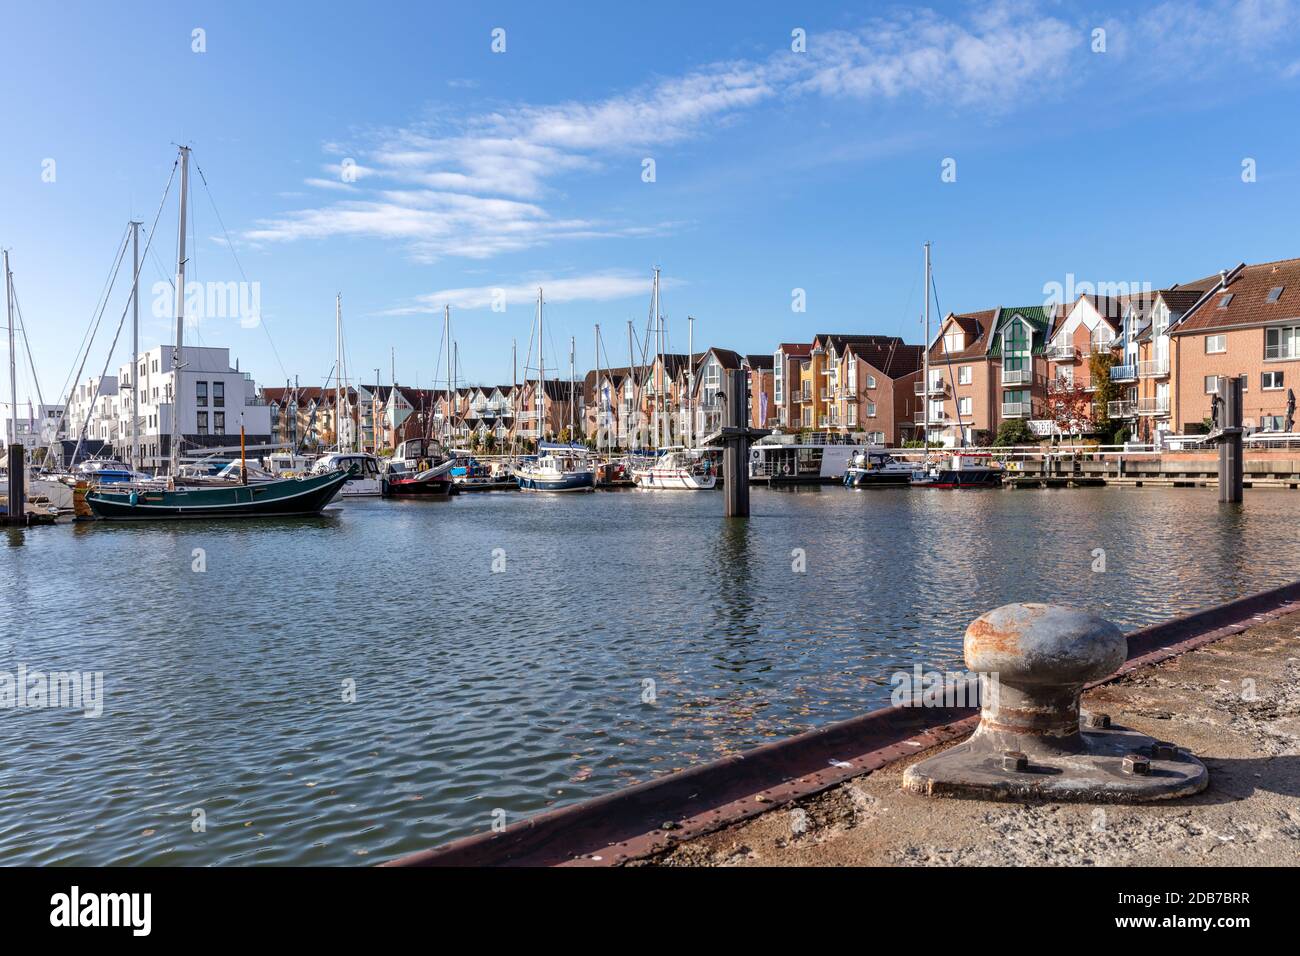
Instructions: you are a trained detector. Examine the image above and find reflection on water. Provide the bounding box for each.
[0,486,1296,865]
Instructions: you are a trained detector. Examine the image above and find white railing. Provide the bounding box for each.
[1107,400,1137,418]
[1046,344,1078,361]
[1002,401,1032,418]
[914,380,948,395]
[1137,358,1170,378]
[915,409,947,423]
[1110,364,1138,382]
[1001,368,1032,386]
[1137,397,1170,415]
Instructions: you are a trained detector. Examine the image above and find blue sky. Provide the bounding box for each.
[4,0,1300,403]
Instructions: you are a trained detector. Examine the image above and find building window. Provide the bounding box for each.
[773,353,783,403]
[1205,334,1226,354]
[1262,370,1285,390]
[959,396,973,416]
[867,431,885,444]
[197,411,209,435]
[866,373,876,389]
[1265,326,1299,360]
[847,405,857,426]
[1003,321,1030,372]
[1204,375,1219,394]
[1260,415,1285,432]
[214,412,225,434]
[196,381,208,407]
[943,332,963,353]
[866,401,877,418]
[213,382,225,407]
[958,365,972,385]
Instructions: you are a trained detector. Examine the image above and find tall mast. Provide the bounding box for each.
[569,335,575,441]
[536,287,544,444]
[627,318,634,450]
[4,251,14,456]
[923,240,931,448]
[444,304,452,444]
[335,292,343,452]
[511,337,517,445]
[170,145,190,477]
[594,324,601,454]
[687,314,694,449]
[130,221,141,470]
[651,268,660,450]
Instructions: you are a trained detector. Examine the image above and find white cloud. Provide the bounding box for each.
[244,1,1297,267]
[380,272,671,313]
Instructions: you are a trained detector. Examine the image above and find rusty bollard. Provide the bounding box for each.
[903,603,1208,803]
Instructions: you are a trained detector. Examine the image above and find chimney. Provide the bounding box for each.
[1220,269,1228,286]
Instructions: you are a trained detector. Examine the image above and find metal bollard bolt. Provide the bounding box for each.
[966,603,1126,741]
[904,603,1210,803]
[1122,753,1150,775]
[1001,750,1029,772]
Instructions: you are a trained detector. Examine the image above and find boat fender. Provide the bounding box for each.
[129,490,138,507]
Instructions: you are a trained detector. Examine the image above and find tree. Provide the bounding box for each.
[1047,377,1094,439]
[1089,350,1117,435]
[993,418,1035,446]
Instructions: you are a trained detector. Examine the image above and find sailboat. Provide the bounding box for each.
[511,289,595,492]
[85,147,350,520]
[632,447,716,489]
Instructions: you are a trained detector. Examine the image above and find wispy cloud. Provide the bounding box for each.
[244,3,1089,264]
[242,1,1297,267]
[379,271,670,313]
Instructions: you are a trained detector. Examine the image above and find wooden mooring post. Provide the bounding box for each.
[704,369,769,518]
[4,443,25,526]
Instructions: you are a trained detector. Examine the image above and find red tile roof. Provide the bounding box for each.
[1172,258,1300,335]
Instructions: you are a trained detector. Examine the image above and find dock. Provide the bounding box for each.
[387,582,1300,867]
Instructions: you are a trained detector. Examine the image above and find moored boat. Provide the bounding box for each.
[513,444,595,492]
[314,452,383,497]
[633,448,716,490]
[913,453,1003,488]
[843,448,919,487]
[84,468,351,519]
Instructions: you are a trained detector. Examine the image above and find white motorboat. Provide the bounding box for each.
[633,448,717,490]
[313,452,383,497]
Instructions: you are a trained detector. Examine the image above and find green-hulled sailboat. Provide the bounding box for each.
[85,468,350,520]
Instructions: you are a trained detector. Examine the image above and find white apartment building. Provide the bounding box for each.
[70,346,272,470]
[2,402,66,452]
[65,376,121,446]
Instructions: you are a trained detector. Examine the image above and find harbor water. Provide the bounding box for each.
[1,486,1297,865]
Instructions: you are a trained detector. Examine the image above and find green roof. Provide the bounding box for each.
[986,305,1052,357]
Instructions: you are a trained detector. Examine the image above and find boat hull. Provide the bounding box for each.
[85,470,351,519]
[381,475,457,497]
[633,469,716,490]
[514,471,596,492]
[924,469,1003,488]
[844,469,913,487]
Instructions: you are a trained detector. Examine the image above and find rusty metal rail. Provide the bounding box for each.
[386,580,1300,867]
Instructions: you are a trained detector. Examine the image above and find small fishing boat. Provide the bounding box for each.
[84,468,351,520]
[314,452,383,497]
[633,448,716,490]
[595,459,635,488]
[382,458,456,497]
[843,449,918,487]
[513,444,595,492]
[451,456,516,491]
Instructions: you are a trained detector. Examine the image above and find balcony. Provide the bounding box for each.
[914,380,948,396]
[914,409,948,424]
[1137,358,1170,379]
[1110,364,1138,382]
[1001,401,1032,419]
[1046,344,1078,362]
[1137,396,1170,416]
[1107,400,1137,418]
[1001,368,1032,386]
